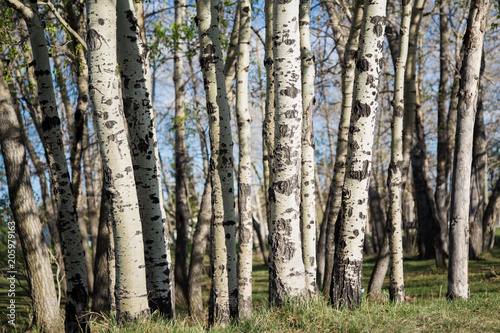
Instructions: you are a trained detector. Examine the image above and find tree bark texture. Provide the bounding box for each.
[483,177,500,250]
[448,0,489,300]
[330,0,387,310]
[299,0,317,298]
[7,1,90,330]
[236,0,253,319]
[322,0,364,294]
[173,0,191,305]
[387,0,412,304]
[0,66,63,333]
[117,0,175,317]
[269,0,307,305]
[469,54,486,259]
[87,0,149,320]
[435,0,451,255]
[196,0,237,324]
[188,175,212,320]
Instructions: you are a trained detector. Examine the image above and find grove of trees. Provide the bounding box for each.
[0,0,499,331]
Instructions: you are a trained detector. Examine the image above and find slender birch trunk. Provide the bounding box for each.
[6,1,90,330]
[187,56,212,320]
[435,0,451,255]
[330,0,387,309]
[173,0,191,304]
[322,0,364,294]
[188,174,212,320]
[469,54,486,259]
[483,177,500,249]
[402,0,425,183]
[116,0,175,317]
[236,0,253,319]
[387,0,412,304]
[448,0,489,300]
[0,67,63,333]
[196,0,237,324]
[299,0,317,297]
[263,0,274,236]
[323,0,365,291]
[269,0,307,305]
[87,0,149,320]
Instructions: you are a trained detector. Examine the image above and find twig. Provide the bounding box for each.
[38,1,88,52]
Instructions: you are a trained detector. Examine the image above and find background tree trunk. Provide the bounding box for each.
[0,66,63,333]
[236,0,253,319]
[448,0,489,300]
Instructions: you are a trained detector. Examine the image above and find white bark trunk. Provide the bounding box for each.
[196,0,237,324]
[387,0,412,304]
[269,0,307,305]
[87,0,149,320]
[331,0,387,309]
[117,0,175,317]
[299,0,317,297]
[236,0,253,319]
[6,1,90,329]
[448,0,489,300]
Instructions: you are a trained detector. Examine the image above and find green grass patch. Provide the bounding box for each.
[2,243,500,332]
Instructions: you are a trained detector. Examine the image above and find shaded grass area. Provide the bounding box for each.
[1,236,500,332]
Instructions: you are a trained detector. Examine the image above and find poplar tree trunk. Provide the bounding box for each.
[187,58,212,320]
[6,1,90,330]
[299,0,317,298]
[173,0,191,305]
[448,0,489,300]
[435,0,451,255]
[0,67,63,333]
[322,0,364,294]
[116,0,175,317]
[483,177,500,249]
[87,0,149,320]
[188,175,212,320]
[263,0,275,237]
[268,0,307,305]
[92,181,111,314]
[236,0,253,319]
[196,0,237,324]
[387,0,413,303]
[469,55,486,259]
[330,0,387,309]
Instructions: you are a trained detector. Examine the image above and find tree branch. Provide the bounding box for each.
[38,1,87,52]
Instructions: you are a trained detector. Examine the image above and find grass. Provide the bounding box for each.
[1,234,500,332]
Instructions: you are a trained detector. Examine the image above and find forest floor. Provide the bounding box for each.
[1,232,500,332]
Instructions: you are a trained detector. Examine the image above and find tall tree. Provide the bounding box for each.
[5,1,90,330]
[330,0,387,309]
[322,0,364,293]
[196,0,237,324]
[469,54,486,259]
[0,64,63,333]
[117,0,175,317]
[387,0,412,304]
[268,0,307,306]
[299,0,317,297]
[87,0,149,320]
[435,0,451,254]
[236,0,253,319]
[173,0,191,304]
[448,0,489,300]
